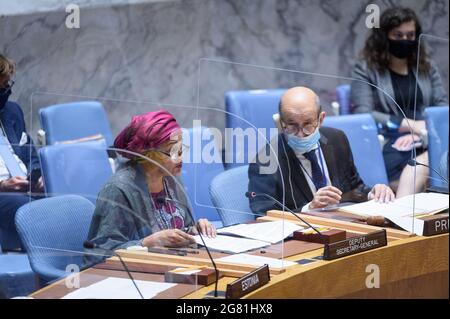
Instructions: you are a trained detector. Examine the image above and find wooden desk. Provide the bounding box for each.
[31,211,449,299]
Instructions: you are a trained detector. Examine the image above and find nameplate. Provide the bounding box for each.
[422,213,449,236]
[323,229,387,260]
[225,264,270,299]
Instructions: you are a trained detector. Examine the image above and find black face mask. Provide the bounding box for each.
[0,89,11,111]
[388,39,418,59]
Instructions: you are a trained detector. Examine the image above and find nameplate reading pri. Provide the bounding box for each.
[225,264,270,299]
[422,213,449,236]
[323,229,387,261]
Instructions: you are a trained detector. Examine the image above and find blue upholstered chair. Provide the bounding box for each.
[424,106,449,188]
[224,89,285,169]
[209,165,255,226]
[15,195,95,284]
[335,84,352,115]
[0,253,37,298]
[39,101,113,146]
[181,126,224,227]
[323,113,388,187]
[39,139,113,204]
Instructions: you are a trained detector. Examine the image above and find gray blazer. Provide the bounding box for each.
[86,162,194,253]
[351,60,448,126]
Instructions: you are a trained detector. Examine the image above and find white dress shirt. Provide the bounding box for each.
[292,144,331,212]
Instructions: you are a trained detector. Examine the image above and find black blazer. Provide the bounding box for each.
[248,127,370,214]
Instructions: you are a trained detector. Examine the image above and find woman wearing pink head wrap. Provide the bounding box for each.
[86,110,216,257]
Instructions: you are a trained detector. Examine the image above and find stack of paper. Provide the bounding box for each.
[193,235,270,254]
[62,277,175,299]
[340,193,449,217]
[217,220,304,244]
[194,221,304,254]
[338,192,449,235]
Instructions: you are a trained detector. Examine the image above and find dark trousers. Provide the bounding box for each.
[0,193,34,251]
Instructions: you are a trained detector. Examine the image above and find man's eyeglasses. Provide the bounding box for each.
[0,80,14,96]
[281,110,322,136]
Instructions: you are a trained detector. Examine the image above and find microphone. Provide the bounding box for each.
[83,240,144,299]
[407,159,449,184]
[245,191,327,243]
[156,197,220,298]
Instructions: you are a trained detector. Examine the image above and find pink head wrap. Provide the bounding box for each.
[114,109,181,159]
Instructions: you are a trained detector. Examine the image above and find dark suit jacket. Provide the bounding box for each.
[248,127,371,214]
[0,101,41,175]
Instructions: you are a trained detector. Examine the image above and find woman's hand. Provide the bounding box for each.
[190,219,217,238]
[392,134,421,151]
[0,176,29,192]
[141,229,196,248]
[33,177,45,192]
[399,119,426,135]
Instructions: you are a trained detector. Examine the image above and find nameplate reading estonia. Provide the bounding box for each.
[225,264,270,299]
[323,229,387,260]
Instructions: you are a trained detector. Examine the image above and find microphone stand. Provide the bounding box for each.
[157,197,221,298]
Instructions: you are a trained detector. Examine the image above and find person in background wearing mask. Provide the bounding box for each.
[351,7,448,197]
[248,86,395,215]
[0,54,43,251]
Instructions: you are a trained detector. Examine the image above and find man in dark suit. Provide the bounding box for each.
[248,86,395,214]
[0,54,43,250]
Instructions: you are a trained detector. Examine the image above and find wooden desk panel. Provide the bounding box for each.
[30,212,448,299]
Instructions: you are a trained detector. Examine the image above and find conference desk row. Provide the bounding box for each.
[31,210,449,299]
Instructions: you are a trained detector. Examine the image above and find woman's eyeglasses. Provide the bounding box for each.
[144,143,190,162]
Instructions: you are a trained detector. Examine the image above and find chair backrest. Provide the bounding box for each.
[224,89,285,169]
[15,195,95,282]
[39,139,113,203]
[336,84,351,115]
[39,101,113,146]
[181,126,224,226]
[424,106,449,188]
[323,113,388,187]
[209,165,255,226]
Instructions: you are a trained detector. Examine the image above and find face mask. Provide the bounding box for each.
[388,39,417,59]
[285,127,320,154]
[0,89,11,111]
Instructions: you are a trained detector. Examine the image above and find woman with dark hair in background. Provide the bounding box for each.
[351,6,448,197]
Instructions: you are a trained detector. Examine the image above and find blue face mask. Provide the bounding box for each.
[285,128,321,154]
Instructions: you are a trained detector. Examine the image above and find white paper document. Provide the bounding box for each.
[217,220,304,244]
[194,235,270,254]
[339,193,448,235]
[340,193,449,217]
[62,277,176,299]
[217,253,297,269]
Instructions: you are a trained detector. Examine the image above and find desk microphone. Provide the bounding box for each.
[407,159,449,184]
[83,240,144,299]
[245,191,327,243]
[156,197,220,298]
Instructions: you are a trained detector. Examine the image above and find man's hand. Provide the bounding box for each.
[309,186,342,209]
[0,176,29,192]
[392,134,421,152]
[368,184,395,203]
